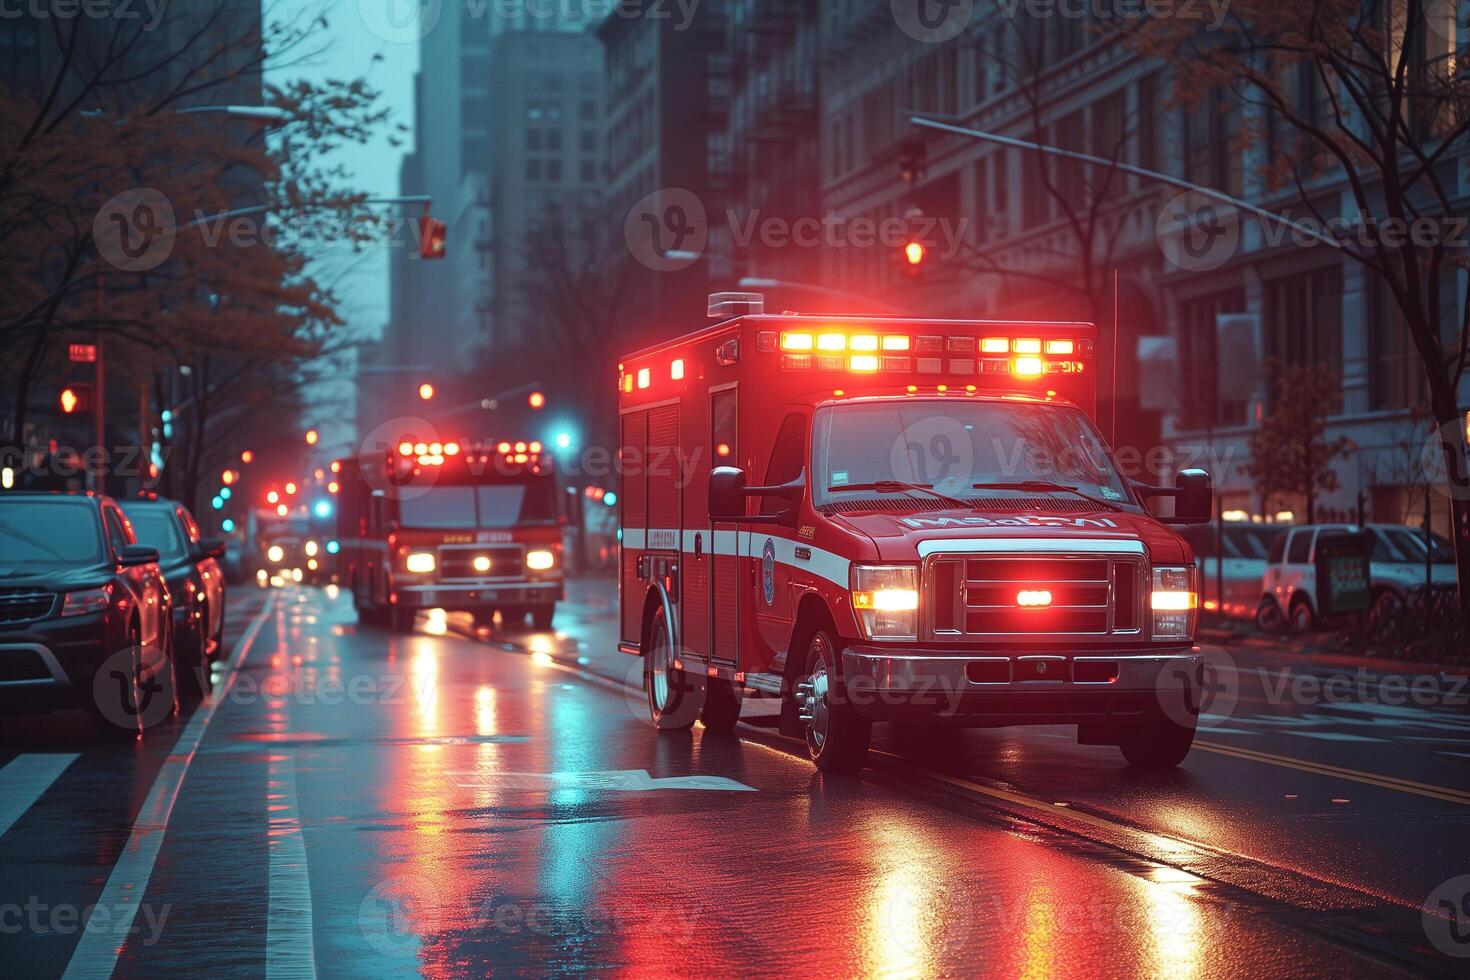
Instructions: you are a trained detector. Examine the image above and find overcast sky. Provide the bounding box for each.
[266,0,419,343]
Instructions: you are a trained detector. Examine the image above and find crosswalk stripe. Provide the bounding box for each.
[266,752,316,980]
[0,753,79,840]
[62,593,276,980]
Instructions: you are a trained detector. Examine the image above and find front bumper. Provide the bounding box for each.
[0,612,116,708]
[394,580,563,610]
[839,644,1202,725]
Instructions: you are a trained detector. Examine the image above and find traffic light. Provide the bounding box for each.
[305,429,319,446]
[528,391,545,410]
[418,383,435,401]
[898,139,927,184]
[59,384,93,414]
[900,240,926,278]
[418,216,447,260]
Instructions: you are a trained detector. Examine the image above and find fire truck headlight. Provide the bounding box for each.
[473,555,492,573]
[1151,566,1198,640]
[526,550,556,571]
[850,564,919,640]
[405,552,436,574]
[267,545,284,564]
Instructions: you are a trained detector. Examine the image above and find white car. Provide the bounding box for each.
[1255,523,1456,633]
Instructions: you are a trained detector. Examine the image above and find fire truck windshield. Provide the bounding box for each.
[397,479,557,529]
[812,399,1132,509]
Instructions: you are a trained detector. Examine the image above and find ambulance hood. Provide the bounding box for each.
[829,505,1189,565]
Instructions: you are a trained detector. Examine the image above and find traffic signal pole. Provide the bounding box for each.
[93,274,105,493]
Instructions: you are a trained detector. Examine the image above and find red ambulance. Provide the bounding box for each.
[336,437,564,632]
[616,293,1212,773]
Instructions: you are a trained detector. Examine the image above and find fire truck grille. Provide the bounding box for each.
[0,590,57,624]
[822,497,1096,515]
[438,546,525,580]
[928,554,1143,637]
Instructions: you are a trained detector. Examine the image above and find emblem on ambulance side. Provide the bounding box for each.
[761,538,776,606]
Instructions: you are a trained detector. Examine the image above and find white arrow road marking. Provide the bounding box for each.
[62,593,276,980]
[0,753,79,840]
[267,751,316,980]
[447,770,756,792]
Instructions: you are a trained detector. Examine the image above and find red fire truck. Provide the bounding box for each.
[336,437,564,632]
[617,293,1212,773]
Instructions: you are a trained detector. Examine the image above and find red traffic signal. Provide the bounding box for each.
[900,240,926,278]
[59,383,93,414]
[418,216,447,260]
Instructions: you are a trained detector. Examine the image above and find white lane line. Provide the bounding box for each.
[266,752,316,980]
[0,753,79,840]
[62,593,277,980]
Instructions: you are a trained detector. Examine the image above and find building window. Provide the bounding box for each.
[579,129,596,153]
[547,159,562,183]
[580,159,597,183]
[527,129,543,151]
[1264,265,1344,411]
[1137,73,1159,174]
[1178,289,1246,429]
[1181,88,1242,195]
[1369,274,1428,409]
[579,99,597,121]
[1021,130,1051,226]
[526,158,542,181]
[547,129,563,152]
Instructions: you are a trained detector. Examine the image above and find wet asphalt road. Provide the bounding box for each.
[0,578,1467,977]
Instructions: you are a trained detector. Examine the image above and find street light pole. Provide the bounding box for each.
[737,276,905,314]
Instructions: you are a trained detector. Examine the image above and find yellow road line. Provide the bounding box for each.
[1195,740,1470,806]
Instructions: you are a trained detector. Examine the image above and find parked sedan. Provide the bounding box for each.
[1255,522,1456,632]
[121,497,226,701]
[1180,522,1284,619]
[0,492,176,734]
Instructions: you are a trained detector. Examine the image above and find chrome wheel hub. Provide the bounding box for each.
[800,659,831,749]
[648,627,671,711]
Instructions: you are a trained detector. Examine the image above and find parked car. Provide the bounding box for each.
[1255,522,1456,632]
[0,492,176,734]
[1180,522,1284,619]
[120,497,226,701]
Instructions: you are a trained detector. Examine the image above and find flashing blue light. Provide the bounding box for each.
[313,500,333,519]
[326,539,340,555]
[603,491,617,506]
[555,431,572,449]
[161,409,173,423]
[221,518,236,533]
[219,486,232,500]
[210,496,223,510]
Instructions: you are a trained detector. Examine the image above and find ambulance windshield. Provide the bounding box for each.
[812,399,1133,509]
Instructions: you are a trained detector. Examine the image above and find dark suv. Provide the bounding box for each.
[0,493,177,734]
[121,497,226,701]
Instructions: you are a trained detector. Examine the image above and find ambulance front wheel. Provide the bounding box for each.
[797,627,870,773]
[699,678,742,732]
[644,605,698,731]
[530,604,555,630]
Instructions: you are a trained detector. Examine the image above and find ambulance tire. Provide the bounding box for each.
[699,678,742,732]
[530,604,555,630]
[799,627,871,774]
[1118,717,1196,769]
[389,606,416,633]
[644,605,698,731]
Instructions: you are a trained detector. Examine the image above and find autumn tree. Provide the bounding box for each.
[1246,362,1357,522]
[1128,1,1470,606]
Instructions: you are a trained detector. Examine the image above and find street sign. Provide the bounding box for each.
[69,343,97,363]
[1314,530,1371,616]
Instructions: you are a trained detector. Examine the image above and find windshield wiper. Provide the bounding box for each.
[827,481,970,509]
[970,481,1124,512]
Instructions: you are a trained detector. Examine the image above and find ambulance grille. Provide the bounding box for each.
[927,554,1144,638]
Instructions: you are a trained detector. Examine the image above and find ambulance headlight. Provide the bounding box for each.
[1151,566,1198,640]
[526,550,555,571]
[851,564,919,640]
[405,552,436,574]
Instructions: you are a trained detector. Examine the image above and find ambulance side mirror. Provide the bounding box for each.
[1133,468,1212,525]
[709,466,748,520]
